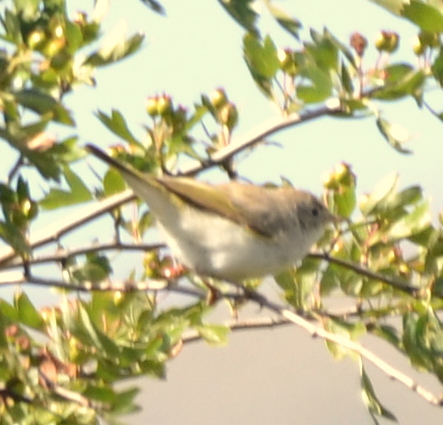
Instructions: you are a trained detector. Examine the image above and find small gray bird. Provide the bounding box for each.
[86,144,334,281]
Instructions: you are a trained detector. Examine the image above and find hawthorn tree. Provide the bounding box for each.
[0,0,443,424]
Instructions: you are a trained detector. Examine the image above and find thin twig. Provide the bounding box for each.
[7,155,24,184]
[2,267,440,406]
[182,316,293,343]
[0,388,33,405]
[309,252,422,296]
[422,99,443,122]
[2,241,422,301]
[180,100,343,176]
[1,242,165,270]
[0,272,247,301]
[0,190,136,267]
[0,271,167,292]
[39,369,93,408]
[243,288,443,407]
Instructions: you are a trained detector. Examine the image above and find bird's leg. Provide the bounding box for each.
[200,278,222,305]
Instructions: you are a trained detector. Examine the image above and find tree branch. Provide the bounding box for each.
[309,252,422,296]
[3,266,440,407]
[0,271,247,301]
[0,388,33,405]
[1,242,164,270]
[2,240,423,302]
[0,191,136,268]
[39,369,93,408]
[182,316,293,344]
[180,99,343,175]
[242,288,443,407]
[0,271,168,292]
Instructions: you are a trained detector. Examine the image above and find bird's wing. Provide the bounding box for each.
[86,144,287,239]
[157,177,286,238]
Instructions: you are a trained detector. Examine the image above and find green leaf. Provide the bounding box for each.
[402,312,432,370]
[76,302,121,357]
[361,182,422,219]
[340,61,354,94]
[296,55,333,104]
[188,103,210,130]
[319,265,341,296]
[339,99,371,116]
[0,299,18,323]
[96,109,140,145]
[103,167,126,196]
[383,64,414,82]
[110,387,140,415]
[243,33,280,79]
[431,48,443,86]
[72,254,112,283]
[263,0,301,39]
[296,85,328,104]
[408,225,438,248]
[416,310,443,354]
[275,263,316,309]
[196,324,229,345]
[275,268,296,294]
[372,325,401,349]
[325,28,358,70]
[296,68,332,103]
[48,135,82,163]
[218,0,259,36]
[83,385,117,404]
[12,140,63,182]
[14,291,44,330]
[14,89,75,126]
[340,273,364,296]
[360,361,397,424]
[65,21,84,54]
[376,117,412,154]
[403,308,443,383]
[0,119,65,181]
[371,68,425,101]
[387,201,431,240]
[360,173,399,216]
[84,31,145,67]
[390,186,423,209]
[324,318,361,360]
[369,0,404,16]
[242,34,280,98]
[2,9,22,43]
[307,29,339,71]
[168,134,201,160]
[247,70,274,98]
[333,185,356,218]
[402,1,443,32]
[40,165,92,209]
[15,176,29,204]
[0,221,30,256]
[0,309,10,348]
[13,0,39,20]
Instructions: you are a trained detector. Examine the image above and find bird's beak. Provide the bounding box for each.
[325,208,346,225]
[331,213,347,225]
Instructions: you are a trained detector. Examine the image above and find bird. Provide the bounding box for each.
[86,144,335,281]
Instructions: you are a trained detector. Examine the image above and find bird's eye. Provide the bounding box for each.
[311,207,319,217]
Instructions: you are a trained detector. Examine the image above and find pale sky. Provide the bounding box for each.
[70,0,442,207]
